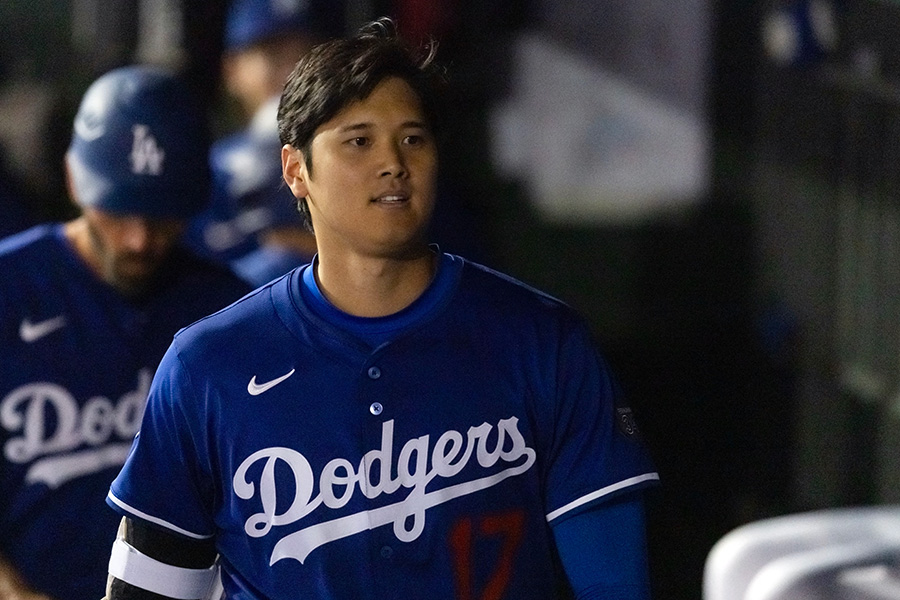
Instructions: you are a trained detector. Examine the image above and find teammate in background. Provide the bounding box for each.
[0,65,251,600]
[184,0,345,287]
[104,18,659,600]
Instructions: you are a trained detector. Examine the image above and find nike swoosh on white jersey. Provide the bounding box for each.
[247,369,296,396]
[19,315,67,343]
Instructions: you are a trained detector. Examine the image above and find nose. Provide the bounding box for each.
[121,218,152,252]
[379,142,407,178]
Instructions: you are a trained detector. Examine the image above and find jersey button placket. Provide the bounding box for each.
[367,366,383,415]
[363,362,393,575]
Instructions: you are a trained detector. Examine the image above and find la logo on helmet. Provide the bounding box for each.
[130,125,165,176]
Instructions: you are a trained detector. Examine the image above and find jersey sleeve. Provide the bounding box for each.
[551,496,651,599]
[542,315,659,524]
[107,339,216,540]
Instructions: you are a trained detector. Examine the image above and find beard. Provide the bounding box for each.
[85,220,170,298]
[103,254,165,297]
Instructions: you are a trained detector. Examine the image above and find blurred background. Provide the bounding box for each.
[0,0,895,598]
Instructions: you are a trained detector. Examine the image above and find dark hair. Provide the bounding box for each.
[277,17,445,228]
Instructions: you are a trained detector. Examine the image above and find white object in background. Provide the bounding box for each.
[489,32,709,225]
[703,505,900,600]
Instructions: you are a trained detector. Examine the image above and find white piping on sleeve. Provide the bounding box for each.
[107,491,213,540]
[546,472,660,522]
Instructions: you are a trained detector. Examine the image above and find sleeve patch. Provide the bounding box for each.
[616,407,640,437]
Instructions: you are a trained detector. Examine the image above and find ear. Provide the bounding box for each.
[281,144,309,200]
[62,154,82,212]
[221,53,240,98]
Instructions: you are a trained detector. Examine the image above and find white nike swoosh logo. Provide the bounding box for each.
[247,369,296,396]
[19,315,67,343]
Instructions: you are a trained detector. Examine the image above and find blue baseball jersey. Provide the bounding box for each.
[109,252,658,599]
[0,224,251,600]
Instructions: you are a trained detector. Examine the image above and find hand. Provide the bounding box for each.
[0,559,53,600]
[0,583,53,600]
[0,592,53,600]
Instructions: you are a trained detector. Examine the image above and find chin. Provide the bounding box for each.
[109,266,159,297]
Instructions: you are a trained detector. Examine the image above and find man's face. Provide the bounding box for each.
[81,206,185,296]
[283,76,438,261]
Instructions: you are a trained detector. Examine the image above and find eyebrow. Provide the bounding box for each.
[335,120,429,134]
[336,123,370,134]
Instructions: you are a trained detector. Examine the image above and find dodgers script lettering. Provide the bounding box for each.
[1,370,151,487]
[233,416,536,564]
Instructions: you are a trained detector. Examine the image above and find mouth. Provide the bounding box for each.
[119,252,164,273]
[372,192,410,204]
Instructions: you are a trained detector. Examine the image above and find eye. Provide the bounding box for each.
[404,134,429,146]
[347,137,368,147]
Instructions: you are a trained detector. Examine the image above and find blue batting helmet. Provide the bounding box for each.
[224,0,345,52]
[66,65,211,219]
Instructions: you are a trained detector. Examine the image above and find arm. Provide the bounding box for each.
[104,517,218,600]
[551,495,652,600]
[0,556,53,600]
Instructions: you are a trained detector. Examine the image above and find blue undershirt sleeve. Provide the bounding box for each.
[551,495,652,600]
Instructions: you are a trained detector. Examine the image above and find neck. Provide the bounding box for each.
[315,247,437,317]
[62,217,100,276]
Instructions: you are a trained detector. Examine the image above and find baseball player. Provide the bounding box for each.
[0,65,251,600]
[184,0,345,287]
[104,18,659,600]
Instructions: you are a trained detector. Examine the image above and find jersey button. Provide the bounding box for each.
[367,366,381,379]
[370,402,384,416]
[380,545,394,559]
